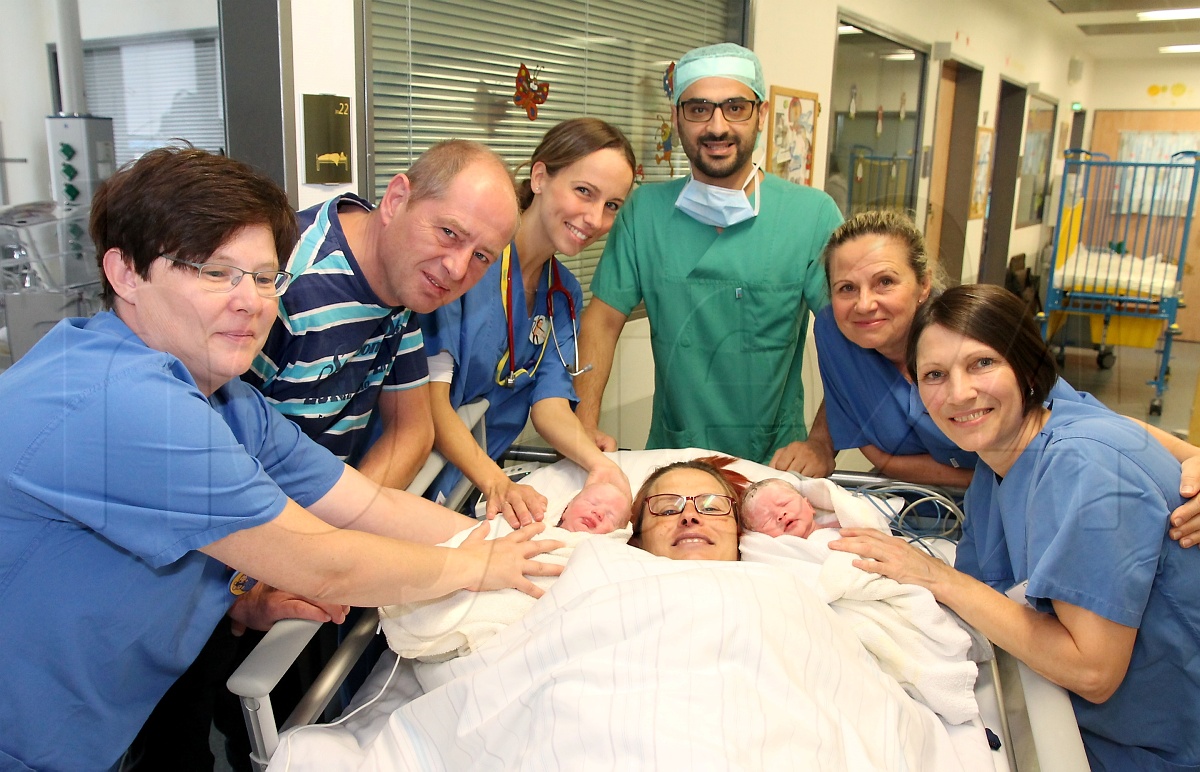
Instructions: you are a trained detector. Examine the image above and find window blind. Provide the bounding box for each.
[369,0,742,296]
[80,30,225,166]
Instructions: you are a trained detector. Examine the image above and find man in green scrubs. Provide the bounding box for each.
[576,43,842,471]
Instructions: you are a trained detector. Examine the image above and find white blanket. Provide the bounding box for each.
[378,521,630,662]
[270,538,985,771]
[740,530,978,725]
[1054,245,1178,298]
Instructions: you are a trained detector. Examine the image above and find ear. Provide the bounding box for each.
[529,161,549,198]
[918,274,933,304]
[378,172,412,226]
[102,248,141,304]
[756,98,769,134]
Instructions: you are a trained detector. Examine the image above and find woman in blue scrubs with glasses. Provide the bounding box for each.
[421,118,636,525]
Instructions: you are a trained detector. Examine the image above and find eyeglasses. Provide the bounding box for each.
[678,98,761,123]
[644,493,736,517]
[162,255,293,298]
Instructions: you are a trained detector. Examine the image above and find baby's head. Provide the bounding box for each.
[558,482,632,534]
[741,478,818,538]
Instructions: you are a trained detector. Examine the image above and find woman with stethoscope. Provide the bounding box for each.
[420,118,636,526]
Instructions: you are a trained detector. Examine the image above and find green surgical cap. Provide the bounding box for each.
[673,42,765,104]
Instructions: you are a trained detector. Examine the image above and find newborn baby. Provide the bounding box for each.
[741,478,831,538]
[557,482,631,533]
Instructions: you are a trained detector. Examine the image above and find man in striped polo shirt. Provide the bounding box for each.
[245,139,519,487]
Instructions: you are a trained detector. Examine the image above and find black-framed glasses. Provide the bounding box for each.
[678,98,760,123]
[644,493,736,517]
[162,255,293,298]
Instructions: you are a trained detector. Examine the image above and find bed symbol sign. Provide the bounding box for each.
[228,571,258,596]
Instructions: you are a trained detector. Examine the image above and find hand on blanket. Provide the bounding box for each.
[226,583,350,636]
[1170,456,1200,548]
[829,528,955,595]
[485,478,548,527]
[460,522,564,599]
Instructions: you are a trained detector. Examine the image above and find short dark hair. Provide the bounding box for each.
[906,283,1058,414]
[406,139,515,207]
[629,457,745,548]
[516,118,637,211]
[90,145,297,308]
[822,209,940,291]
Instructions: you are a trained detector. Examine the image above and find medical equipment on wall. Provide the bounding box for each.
[45,115,114,207]
[494,248,590,386]
[0,200,101,367]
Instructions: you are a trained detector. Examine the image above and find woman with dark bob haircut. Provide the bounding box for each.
[833,284,1200,771]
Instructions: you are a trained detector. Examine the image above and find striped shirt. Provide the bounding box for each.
[243,194,428,462]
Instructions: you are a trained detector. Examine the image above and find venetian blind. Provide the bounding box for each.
[369,0,742,296]
[81,31,225,166]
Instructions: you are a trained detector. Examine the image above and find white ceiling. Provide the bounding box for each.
[1043,0,1200,59]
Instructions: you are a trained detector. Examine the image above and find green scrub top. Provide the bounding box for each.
[590,174,841,464]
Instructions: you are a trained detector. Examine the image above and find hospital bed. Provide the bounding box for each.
[227,422,1088,771]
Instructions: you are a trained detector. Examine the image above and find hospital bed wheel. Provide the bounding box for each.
[1150,398,1164,416]
[1096,349,1116,370]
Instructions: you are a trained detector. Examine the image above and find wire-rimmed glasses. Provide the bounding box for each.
[644,493,736,517]
[162,254,293,298]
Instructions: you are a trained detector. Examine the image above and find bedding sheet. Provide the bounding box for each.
[1053,245,1179,298]
[270,538,986,771]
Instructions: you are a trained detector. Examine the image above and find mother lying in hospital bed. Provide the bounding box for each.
[815,210,1200,547]
[832,284,1200,771]
[277,452,993,771]
[0,147,562,772]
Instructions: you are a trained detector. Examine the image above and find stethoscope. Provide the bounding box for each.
[494,243,592,388]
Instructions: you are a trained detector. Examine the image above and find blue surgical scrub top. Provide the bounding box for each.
[815,305,1102,469]
[958,399,1200,771]
[420,243,582,500]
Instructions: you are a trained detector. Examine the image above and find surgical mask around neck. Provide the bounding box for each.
[674,164,761,228]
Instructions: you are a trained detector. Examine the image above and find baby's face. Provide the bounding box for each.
[559,483,630,534]
[744,483,817,538]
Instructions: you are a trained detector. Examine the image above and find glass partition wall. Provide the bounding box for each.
[827,22,927,218]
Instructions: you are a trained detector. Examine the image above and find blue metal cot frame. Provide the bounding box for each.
[1039,149,1200,415]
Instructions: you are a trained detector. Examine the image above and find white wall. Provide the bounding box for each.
[0,0,217,206]
[1089,58,1200,112]
[289,0,359,209]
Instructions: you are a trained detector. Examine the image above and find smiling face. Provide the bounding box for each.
[109,224,279,395]
[526,147,634,258]
[674,77,765,186]
[829,234,931,367]
[633,468,740,561]
[559,482,631,534]
[375,159,518,312]
[742,481,817,538]
[915,323,1042,473]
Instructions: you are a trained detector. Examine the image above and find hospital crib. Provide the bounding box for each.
[226,410,1089,771]
[1039,149,1200,415]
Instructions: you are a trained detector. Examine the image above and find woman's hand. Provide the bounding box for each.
[1170,456,1200,548]
[584,459,633,504]
[226,583,350,636]
[459,522,564,599]
[828,527,955,593]
[485,478,548,527]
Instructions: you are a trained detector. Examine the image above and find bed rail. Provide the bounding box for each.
[226,398,489,772]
